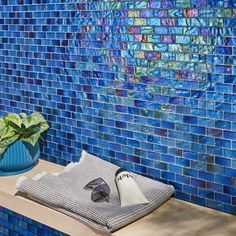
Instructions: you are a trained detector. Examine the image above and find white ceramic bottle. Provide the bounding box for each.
[115,168,149,207]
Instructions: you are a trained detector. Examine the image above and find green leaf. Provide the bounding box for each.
[38,122,49,134]
[7,122,24,134]
[0,112,49,154]
[0,134,20,147]
[22,112,47,129]
[21,133,41,147]
[23,122,49,136]
[20,113,27,119]
[0,118,7,136]
[19,113,28,128]
[0,117,6,129]
[0,127,16,142]
[4,113,22,127]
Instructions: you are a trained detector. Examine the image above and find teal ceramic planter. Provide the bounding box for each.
[0,141,40,176]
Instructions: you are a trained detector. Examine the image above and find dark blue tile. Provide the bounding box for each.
[207,182,223,192]
[224,131,236,140]
[183,116,198,124]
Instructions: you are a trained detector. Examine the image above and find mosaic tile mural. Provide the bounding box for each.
[0,0,236,216]
[0,206,67,235]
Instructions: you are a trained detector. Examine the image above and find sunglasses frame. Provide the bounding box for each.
[84,178,110,203]
[84,177,106,190]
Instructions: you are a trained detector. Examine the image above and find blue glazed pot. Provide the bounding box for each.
[0,141,40,176]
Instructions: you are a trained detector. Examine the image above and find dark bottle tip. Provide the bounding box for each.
[115,168,128,177]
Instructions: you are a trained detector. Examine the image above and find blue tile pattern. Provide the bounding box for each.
[0,206,67,235]
[0,0,236,217]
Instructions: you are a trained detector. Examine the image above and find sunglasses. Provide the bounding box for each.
[84,178,110,203]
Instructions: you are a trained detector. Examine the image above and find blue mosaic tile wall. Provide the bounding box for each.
[0,0,236,215]
[0,206,67,235]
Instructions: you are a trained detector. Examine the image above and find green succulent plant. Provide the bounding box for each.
[0,112,49,156]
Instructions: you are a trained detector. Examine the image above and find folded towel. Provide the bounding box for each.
[16,151,174,233]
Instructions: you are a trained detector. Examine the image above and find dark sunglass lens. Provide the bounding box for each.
[99,183,110,194]
[84,178,110,202]
[91,191,104,202]
[91,185,110,202]
[91,192,109,202]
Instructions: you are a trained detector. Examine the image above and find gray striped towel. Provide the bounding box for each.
[16,151,174,233]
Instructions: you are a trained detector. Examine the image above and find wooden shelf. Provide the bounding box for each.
[0,160,236,236]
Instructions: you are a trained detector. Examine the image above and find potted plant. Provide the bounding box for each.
[0,112,49,176]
